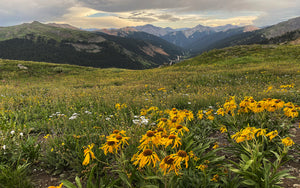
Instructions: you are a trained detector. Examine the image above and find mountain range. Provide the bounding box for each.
[100,16,300,55]
[0,21,183,69]
[0,16,299,69]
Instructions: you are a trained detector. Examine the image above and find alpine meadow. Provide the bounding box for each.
[0,43,299,187]
[1,1,300,186]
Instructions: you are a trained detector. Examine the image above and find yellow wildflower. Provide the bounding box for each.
[170,124,189,136]
[44,134,50,139]
[171,150,189,169]
[212,142,219,149]
[217,108,225,116]
[164,134,182,149]
[281,137,295,147]
[138,130,160,149]
[197,110,204,120]
[100,140,120,155]
[196,164,208,172]
[132,149,160,169]
[220,125,227,133]
[82,144,96,166]
[256,128,266,137]
[207,115,214,120]
[189,151,199,161]
[48,183,63,188]
[266,130,278,141]
[211,174,219,182]
[160,155,179,175]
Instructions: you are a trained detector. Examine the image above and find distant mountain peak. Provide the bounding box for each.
[243,25,259,32]
[47,23,81,30]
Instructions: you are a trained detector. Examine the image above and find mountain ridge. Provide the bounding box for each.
[0,21,183,69]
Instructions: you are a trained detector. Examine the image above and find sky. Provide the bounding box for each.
[0,0,299,29]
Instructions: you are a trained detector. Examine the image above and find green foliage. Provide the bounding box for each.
[0,163,33,188]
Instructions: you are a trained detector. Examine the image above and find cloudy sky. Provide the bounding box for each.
[0,0,299,29]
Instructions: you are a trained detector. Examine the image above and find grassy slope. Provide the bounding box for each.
[1,44,299,111]
[0,21,97,42]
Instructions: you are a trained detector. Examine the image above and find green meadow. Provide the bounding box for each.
[0,44,299,188]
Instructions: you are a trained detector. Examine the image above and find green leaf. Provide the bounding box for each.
[242,159,253,171]
[61,180,77,188]
[241,154,249,162]
[242,179,256,186]
[144,176,162,180]
[270,151,280,161]
[119,173,132,188]
[141,185,159,188]
[75,176,82,188]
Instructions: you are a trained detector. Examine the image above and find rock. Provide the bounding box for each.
[17,64,28,69]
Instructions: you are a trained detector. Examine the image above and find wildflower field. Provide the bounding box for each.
[0,45,299,188]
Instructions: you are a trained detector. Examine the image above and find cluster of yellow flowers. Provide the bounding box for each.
[212,96,300,119]
[131,108,194,175]
[140,106,161,116]
[100,130,130,155]
[231,126,280,143]
[81,130,130,166]
[230,126,295,145]
[218,96,237,116]
[197,109,215,120]
[281,137,295,147]
[115,103,127,110]
[238,97,299,117]
[280,84,294,89]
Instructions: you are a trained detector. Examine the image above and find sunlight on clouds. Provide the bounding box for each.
[202,16,258,26]
[53,6,147,28]
[52,6,263,29]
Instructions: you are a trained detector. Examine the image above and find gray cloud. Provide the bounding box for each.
[0,0,299,27]
[155,14,181,22]
[76,0,293,12]
[119,11,181,23]
[76,0,300,26]
[0,0,76,26]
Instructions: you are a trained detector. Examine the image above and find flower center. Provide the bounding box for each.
[146,131,155,137]
[113,130,119,134]
[107,141,115,146]
[164,156,174,164]
[157,128,164,132]
[116,135,123,140]
[178,150,187,157]
[168,135,176,139]
[176,125,183,129]
[161,118,167,122]
[143,149,153,156]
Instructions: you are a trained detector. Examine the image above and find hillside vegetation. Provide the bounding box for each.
[0,44,299,187]
[0,22,183,69]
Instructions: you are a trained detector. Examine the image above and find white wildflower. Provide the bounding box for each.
[85,111,92,114]
[69,116,77,120]
[132,119,140,125]
[10,130,15,135]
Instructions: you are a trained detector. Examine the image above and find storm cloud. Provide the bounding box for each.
[0,0,299,28]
